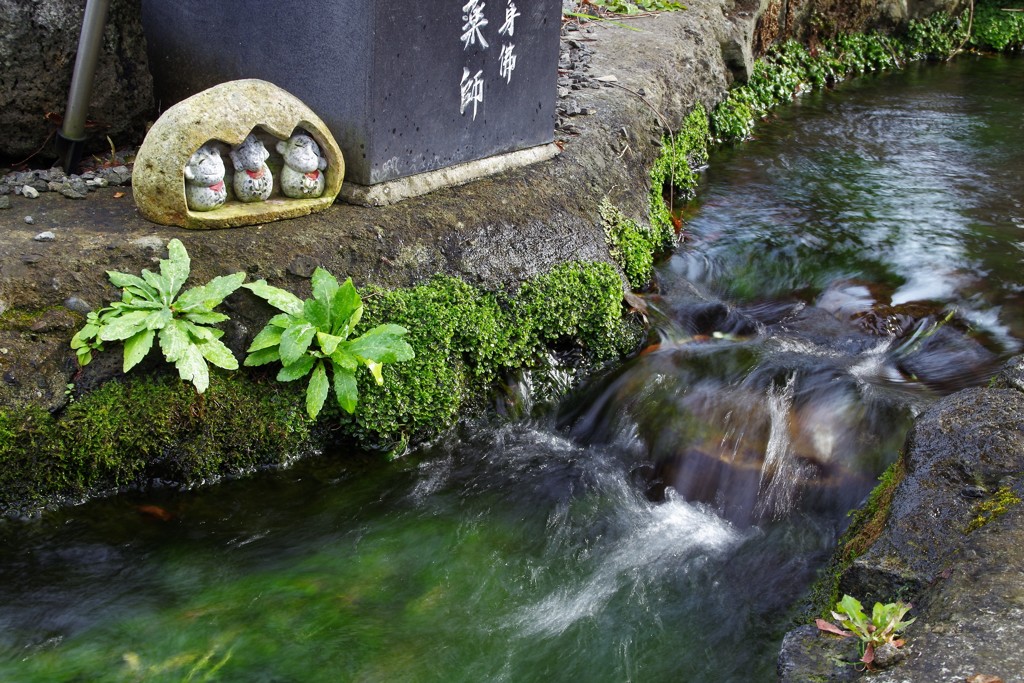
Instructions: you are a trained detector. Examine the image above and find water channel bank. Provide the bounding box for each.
[1,1,1022,679]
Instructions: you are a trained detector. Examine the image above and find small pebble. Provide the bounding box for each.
[24,215,34,225]
[33,231,55,242]
[21,185,39,199]
[64,296,93,313]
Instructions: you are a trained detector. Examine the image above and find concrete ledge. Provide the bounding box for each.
[339,143,561,207]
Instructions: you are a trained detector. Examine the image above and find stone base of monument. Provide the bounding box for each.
[339,143,560,207]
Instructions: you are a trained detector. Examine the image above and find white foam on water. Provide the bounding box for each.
[507,491,744,639]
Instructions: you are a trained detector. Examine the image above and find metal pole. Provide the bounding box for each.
[57,0,111,172]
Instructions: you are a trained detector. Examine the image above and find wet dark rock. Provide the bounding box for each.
[960,484,988,498]
[777,625,861,683]
[893,325,999,392]
[991,354,1024,393]
[870,642,906,670]
[779,355,1024,681]
[840,385,1024,606]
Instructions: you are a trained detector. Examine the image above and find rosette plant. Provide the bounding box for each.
[70,239,245,393]
[816,594,915,668]
[243,268,414,419]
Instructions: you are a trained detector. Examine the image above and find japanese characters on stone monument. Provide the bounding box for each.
[140,0,561,196]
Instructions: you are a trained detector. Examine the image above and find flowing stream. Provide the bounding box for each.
[2,55,1023,682]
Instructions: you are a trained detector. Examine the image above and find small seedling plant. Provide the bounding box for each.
[582,0,686,14]
[243,268,414,419]
[816,594,915,668]
[71,239,245,393]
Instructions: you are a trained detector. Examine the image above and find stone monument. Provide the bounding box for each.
[140,0,561,204]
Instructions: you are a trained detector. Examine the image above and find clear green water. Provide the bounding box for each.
[1,56,1022,682]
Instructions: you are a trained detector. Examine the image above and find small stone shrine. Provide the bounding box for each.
[140,0,561,203]
[133,79,344,229]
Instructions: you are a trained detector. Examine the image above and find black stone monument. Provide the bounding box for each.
[141,1,561,186]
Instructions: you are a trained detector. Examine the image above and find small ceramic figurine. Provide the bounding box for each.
[230,133,273,202]
[183,142,227,211]
[276,133,328,198]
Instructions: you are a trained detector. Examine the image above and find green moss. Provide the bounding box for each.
[601,199,656,289]
[0,305,73,331]
[706,2,1024,145]
[806,458,906,618]
[600,104,710,291]
[649,104,710,241]
[349,262,638,450]
[712,33,904,143]
[0,374,312,515]
[904,11,969,58]
[971,1,1024,51]
[964,485,1022,533]
[1,260,638,508]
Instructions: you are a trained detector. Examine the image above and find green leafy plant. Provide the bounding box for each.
[243,268,414,419]
[70,239,245,394]
[816,594,915,668]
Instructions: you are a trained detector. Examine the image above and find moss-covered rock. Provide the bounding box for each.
[0,260,640,512]
[0,374,312,515]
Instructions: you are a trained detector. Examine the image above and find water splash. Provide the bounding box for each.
[754,374,804,520]
[507,490,744,639]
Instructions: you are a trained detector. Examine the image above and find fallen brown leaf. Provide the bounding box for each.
[113,191,125,198]
[966,675,1004,683]
[137,504,174,521]
[815,618,853,638]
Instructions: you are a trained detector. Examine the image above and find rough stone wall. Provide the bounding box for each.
[0,0,154,162]
[753,0,969,54]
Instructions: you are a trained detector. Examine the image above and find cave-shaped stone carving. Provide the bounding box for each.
[133,79,343,229]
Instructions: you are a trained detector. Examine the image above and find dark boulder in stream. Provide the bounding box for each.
[780,355,1024,681]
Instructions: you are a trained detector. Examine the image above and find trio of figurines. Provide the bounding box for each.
[184,131,328,212]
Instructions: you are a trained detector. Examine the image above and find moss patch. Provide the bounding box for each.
[710,3,1024,145]
[649,103,710,241]
[601,199,656,289]
[603,103,711,290]
[0,374,312,515]
[964,485,1022,533]
[349,261,639,450]
[0,261,639,510]
[807,458,906,618]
